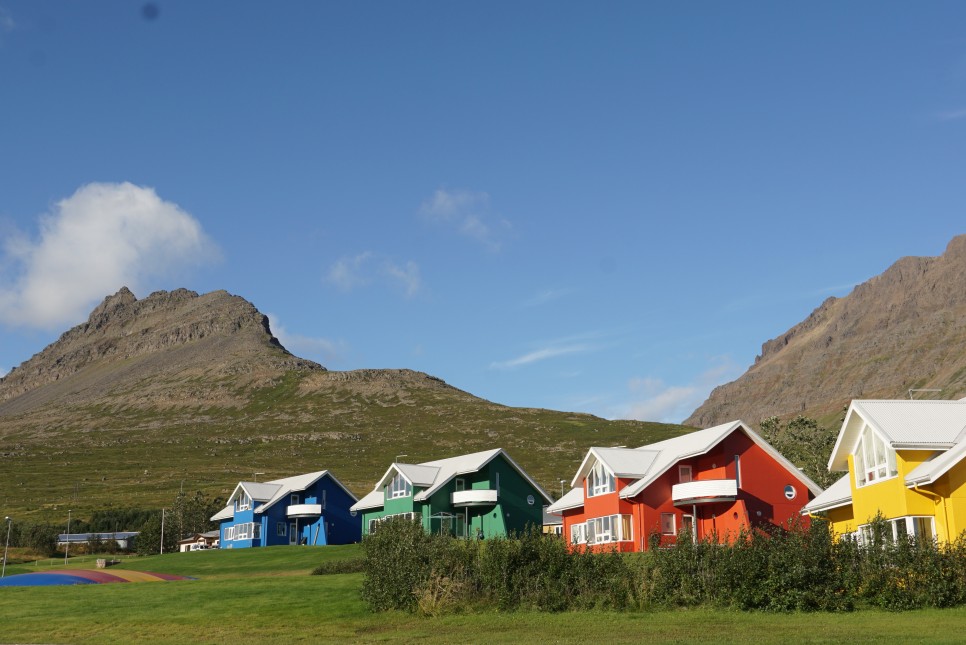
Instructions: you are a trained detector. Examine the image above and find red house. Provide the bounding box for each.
[547,421,822,551]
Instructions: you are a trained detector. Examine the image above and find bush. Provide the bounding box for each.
[311,558,365,575]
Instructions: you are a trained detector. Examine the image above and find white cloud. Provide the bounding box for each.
[266,313,347,364]
[490,343,593,370]
[419,188,510,251]
[616,357,741,424]
[325,252,422,298]
[936,108,966,122]
[0,182,218,330]
[523,288,572,308]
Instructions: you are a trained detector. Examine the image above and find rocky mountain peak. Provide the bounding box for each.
[686,234,966,428]
[0,288,322,409]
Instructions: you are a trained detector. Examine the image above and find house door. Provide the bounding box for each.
[682,515,696,540]
[289,523,298,545]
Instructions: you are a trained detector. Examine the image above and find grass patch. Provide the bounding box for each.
[2,547,966,644]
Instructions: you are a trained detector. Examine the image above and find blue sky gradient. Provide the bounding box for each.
[1,2,964,423]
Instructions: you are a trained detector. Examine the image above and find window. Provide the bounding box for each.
[236,523,250,540]
[734,455,741,488]
[253,524,261,540]
[455,478,465,492]
[784,485,797,500]
[661,513,676,536]
[291,493,299,505]
[587,461,616,497]
[495,472,500,493]
[853,424,898,487]
[570,522,587,545]
[277,522,287,537]
[369,512,419,534]
[225,526,235,540]
[321,490,326,510]
[387,473,412,499]
[859,516,935,545]
[237,491,251,511]
[582,514,633,545]
[678,465,692,483]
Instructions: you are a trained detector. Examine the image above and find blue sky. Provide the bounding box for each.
[1,2,964,423]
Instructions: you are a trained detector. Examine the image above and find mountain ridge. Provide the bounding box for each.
[686,234,966,428]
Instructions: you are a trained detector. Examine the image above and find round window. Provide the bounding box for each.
[784,485,796,500]
[526,495,535,506]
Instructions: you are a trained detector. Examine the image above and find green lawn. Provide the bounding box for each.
[1,546,965,644]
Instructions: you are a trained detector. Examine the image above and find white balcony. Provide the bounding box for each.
[671,479,738,506]
[451,489,498,507]
[287,503,323,518]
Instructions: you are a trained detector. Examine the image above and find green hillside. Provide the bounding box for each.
[1,368,690,523]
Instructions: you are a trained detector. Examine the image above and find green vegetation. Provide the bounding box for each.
[2,545,966,644]
[362,517,966,615]
[759,415,841,488]
[1,369,692,524]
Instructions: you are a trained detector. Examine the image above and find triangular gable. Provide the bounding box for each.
[570,447,659,489]
[620,420,822,500]
[373,463,440,492]
[254,470,359,513]
[828,400,966,472]
[415,448,553,504]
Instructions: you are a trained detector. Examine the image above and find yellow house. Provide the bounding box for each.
[803,399,966,543]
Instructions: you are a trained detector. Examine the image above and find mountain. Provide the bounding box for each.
[0,288,689,521]
[686,235,966,429]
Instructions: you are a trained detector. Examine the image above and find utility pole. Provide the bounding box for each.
[64,510,72,566]
[160,508,165,555]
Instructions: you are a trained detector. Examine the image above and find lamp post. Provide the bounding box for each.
[2,516,11,578]
[559,480,566,498]
[64,510,72,566]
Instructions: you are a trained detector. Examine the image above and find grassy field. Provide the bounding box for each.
[2,546,966,644]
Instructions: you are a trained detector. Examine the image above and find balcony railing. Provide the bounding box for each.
[287,503,323,518]
[451,489,498,507]
[671,479,738,506]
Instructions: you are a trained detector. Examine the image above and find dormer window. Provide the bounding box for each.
[853,424,898,487]
[388,472,412,499]
[587,461,615,497]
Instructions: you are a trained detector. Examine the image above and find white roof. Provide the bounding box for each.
[357,447,553,510]
[801,473,853,514]
[828,400,966,471]
[210,469,358,521]
[904,437,966,487]
[561,420,822,510]
[546,487,584,513]
[350,490,385,512]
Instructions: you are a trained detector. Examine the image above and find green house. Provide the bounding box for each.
[351,448,552,538]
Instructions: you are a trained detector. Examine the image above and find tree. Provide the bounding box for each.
[170,490,222,540]
[759,415,840,488]
[136,512,177,555]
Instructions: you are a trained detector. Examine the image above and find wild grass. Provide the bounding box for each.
[1,546,966,644]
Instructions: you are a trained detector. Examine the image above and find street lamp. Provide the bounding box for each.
[64,510,72,566]
[395,454,408,463]
[559,479,566,498]
[2,516,11,578]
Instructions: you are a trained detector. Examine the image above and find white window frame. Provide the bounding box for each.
[290,493,299,505]
[583,514,633,545]
[225,526,235,541]
[587,461,616,498]
[859,516,935,544]
[852,424,898,487]
[253,523,261,540]
[678,465,692,483]
[388,473,413,499]
[661,512,676,536]
[571,522,587,545]
[236,523,251,540]
[237,491,251,511]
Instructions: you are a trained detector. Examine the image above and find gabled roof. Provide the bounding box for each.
[904,439,966,487]
[571,447,659,487]
[210,469,358,521]
[545,486,584,513]
[355,448,553,510]
[374,463,441,490]
[350,490,385,512]
[827,400,966,472]
[562,420,822,509]
[801,473,852,515]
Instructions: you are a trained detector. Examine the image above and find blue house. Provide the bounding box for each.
[210,470,360,548]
